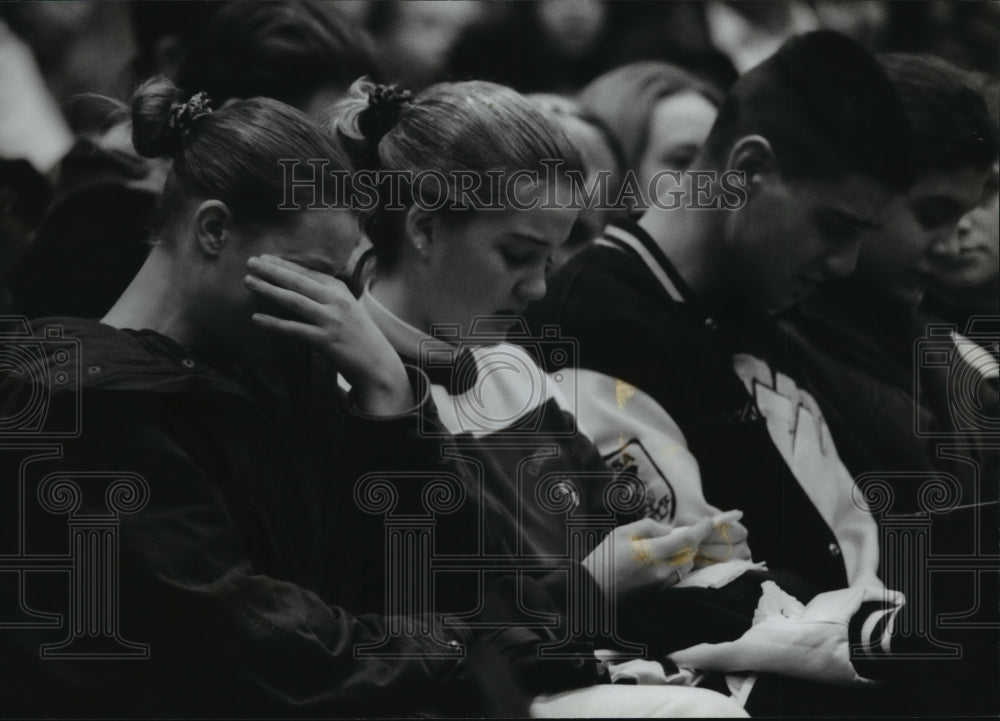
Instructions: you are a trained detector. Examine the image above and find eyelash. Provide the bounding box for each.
[818,218,858,242]
[502,250,535,266]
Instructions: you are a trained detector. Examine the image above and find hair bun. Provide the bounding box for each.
[168,91,214,142]
[132,78,214,158]
[358,83,412,143]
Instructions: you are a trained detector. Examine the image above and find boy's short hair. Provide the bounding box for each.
[701,31,914,191]
[878,54,999,173]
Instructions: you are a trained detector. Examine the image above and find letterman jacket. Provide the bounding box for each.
[522,219,904,681]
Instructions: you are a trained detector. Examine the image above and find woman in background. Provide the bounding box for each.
[578,62,724,211]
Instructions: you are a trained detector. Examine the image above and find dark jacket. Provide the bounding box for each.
[776,282,1000,715]
[524,220,864,597]
[8,137,156,319]
[779,282,999,550]
[0,317,588,717]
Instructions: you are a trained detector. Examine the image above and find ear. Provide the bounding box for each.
[193,200,234,258]
[404,205,436,259]
[725,135,779,191]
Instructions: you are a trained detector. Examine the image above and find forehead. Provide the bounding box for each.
[909,165,990,208]
[452,182,578,244]
[792,172,894,221]
[266,209,359,260]
[647,92,718,146]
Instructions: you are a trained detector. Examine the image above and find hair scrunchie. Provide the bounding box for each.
[167,91,214,142]
[359,84,413,143]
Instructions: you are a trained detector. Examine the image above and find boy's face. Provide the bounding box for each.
[725,170,892,313]
[853,164,990,308]
[926,161,999,298]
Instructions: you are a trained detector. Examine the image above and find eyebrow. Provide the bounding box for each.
[507,233,553,248]
[818,207,883,230]
[918,195,964,212]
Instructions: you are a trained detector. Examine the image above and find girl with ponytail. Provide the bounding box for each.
[325,78,751,677]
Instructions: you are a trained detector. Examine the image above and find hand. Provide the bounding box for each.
[245,255,413,416]
[582,517,718,599]
[693,510,752,568]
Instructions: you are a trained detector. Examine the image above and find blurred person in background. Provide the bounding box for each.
[884,0,1000,77]
[7,0,378,321]
[925,73,1000,326]
[597,2,738,91]
[577,62,724,213]
[176,0,380,117]
[528,93,625,270]
[702,0,820,74]
[0,14,67,306]
[447,1,611,95]
[0,1,136,134]
[369,0,486,92]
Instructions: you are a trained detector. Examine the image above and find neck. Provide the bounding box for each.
[637,204,726,299]
[368,269,431,335]
[102,247,202,350]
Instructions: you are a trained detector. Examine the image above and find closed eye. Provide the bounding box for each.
[816,213,863,243]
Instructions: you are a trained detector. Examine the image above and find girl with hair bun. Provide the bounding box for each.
[326,80,753,718]
[0,77,608,716]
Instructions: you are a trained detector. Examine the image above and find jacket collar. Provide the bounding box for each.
[23,317,252,400]
[597,218,695,304]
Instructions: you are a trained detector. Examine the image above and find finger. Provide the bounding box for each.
[648,516,718,563]
[255,254,341,285]
[251,313,329,346]
[720,521,749,544]
[248,255,349,303]
[711,509,744,526]
[730,542,753,560]
[619,517,675,539]
[695,543,736,564]
[245,274,326,323]
[656,556,694,585]
[647,529,699,566]
[687,515,719,545]
[703,520,749,546]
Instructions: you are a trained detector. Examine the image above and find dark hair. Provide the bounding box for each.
[701,31,915,191]
[971,74,1000,143]
[578,61,724,174]
[131,77,352,235]
[129,1,221,81]
[327,79,585,270]
[878,54,998,172]
[176,0,379,111]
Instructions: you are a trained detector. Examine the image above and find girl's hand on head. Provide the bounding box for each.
[245,254,413,416]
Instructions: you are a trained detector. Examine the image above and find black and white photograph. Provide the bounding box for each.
[0,1,997,717]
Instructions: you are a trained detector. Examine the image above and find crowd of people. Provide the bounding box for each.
[0,1,997,717]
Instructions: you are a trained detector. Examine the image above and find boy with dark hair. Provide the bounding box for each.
[524,31,921,715]
[777,53,999,715]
